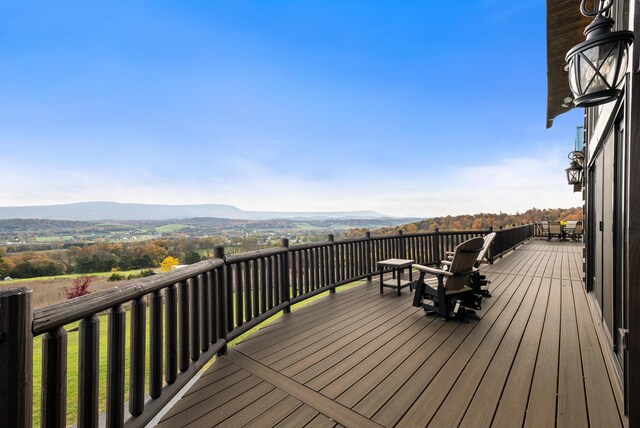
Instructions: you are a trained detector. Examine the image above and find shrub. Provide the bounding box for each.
[139,269,155,277]
[65,276,92,299]
[185,251,202,264]
[108,273,125,281]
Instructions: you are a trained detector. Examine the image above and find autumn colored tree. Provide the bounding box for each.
[65,275,92,299]
[160,256,180,272]
[5,251,65,278]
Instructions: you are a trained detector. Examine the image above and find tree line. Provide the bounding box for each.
[339,207,583,238]
[0,236,226,279]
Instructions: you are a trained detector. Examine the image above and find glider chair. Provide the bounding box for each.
[412,237,484,322]
[443,232,496,297]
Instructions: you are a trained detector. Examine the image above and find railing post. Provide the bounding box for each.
[214,245,228,356]
[165,284,178,384]
[327,234,337,291]
[487,226,495,264]
[365,231,372,282]
[398,230,405,259]
[433,227,441,263]
[0,288,33,428]
[78,315,99,428]
[178,280,189,372]
[42,326,67,428]
[130,297,146,416]
[149,290,163,399]
[106,305,125,427]
[281,238,291,313]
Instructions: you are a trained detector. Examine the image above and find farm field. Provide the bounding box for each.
[1,269,157,308]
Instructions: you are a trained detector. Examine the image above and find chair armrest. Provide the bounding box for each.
[413,264,454,277]
[440,260,452,266]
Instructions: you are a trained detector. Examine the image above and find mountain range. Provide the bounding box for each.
[0,202,387,221]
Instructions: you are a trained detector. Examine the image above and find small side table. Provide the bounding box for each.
[377,258,415,296]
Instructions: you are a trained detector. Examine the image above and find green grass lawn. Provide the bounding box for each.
[34,235,74,242]
[31,279,367,426]
[9,269,155,283]
[155,224,191,233]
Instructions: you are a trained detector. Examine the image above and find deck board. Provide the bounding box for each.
[524,276,562,428]
[557,279,589,427]
[490,276,551,427]
[157,239,624,427]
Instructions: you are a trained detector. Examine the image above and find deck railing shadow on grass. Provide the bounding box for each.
[0,224,534,428]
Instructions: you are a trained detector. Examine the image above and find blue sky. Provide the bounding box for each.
[0,0,582,217]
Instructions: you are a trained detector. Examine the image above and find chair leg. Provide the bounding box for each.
[470,272,491,298]
[437,275,447,319]
[412,272,427,308]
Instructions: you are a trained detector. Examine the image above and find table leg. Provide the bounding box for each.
[379,268,383,294]
[397,268,401,296]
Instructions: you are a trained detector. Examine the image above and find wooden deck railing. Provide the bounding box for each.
[0,224,534,428]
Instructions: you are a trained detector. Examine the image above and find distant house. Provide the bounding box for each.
[3,276,12,281]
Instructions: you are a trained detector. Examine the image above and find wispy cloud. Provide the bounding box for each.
[1,146,581,218]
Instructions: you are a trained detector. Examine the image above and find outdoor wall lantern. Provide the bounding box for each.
[566,151,585,186]
[565,0,634,107]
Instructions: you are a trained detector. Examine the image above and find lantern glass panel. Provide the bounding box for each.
[566,169,581,185]
[581,41,616,91]
[618,44,628,79]
[568,57,580,94]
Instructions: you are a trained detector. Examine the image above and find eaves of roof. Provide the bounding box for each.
[546,0,592,128]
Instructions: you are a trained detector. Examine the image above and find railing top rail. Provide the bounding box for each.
[400,230,492,238]
[494,223,533,231]
[367,234,402,241]
[290,241,333,251]
[32,258,224,335]
[225,246,287,263]
[335,236,371,244]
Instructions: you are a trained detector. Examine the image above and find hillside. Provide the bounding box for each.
[0,201,386,221]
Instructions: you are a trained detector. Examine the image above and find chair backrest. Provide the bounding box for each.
[574,221,583,234]
[565,220,578,233]
[541,221,549,232]
[476,232,496,266]
[549,221,561,234]
[446,237,484,291]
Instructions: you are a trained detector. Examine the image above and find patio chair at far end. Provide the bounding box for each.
[548,221,562,240]
[571,221,583,241]
[565,220,578,236]
[412,237,485,323]
[541,221,549,236]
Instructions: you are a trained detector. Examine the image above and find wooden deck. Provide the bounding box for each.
[157,239,625,427]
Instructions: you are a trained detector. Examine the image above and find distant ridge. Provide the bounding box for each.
[0,201,388,221]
